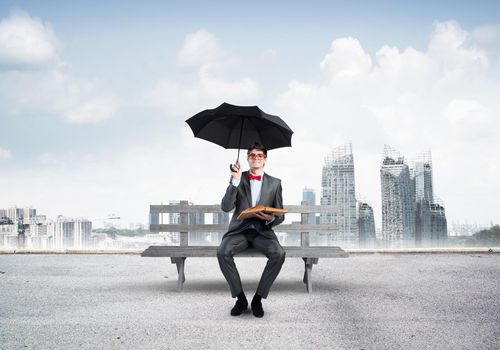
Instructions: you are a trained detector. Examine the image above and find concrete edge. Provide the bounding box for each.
[345,247,499,254]
[0,249,143,254]
[0,247,498,254]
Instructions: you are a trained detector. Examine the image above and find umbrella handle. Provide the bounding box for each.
[230,148,240,172]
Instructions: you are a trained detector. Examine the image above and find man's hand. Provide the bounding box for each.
[254,211,274,221]
[230,161,242,181]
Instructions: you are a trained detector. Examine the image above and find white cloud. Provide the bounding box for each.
[4,67,117,124]
[61,96,117,125]
[260,48,278,60]
[2,18,499,227]
[37,152,59,165]
[444,99,495,140]
[0,10,59,69]
[146,29,258,118]
[470,24,500,46]
[320,37,372,80]
[0,134,236,225]
[0,148,11,160]
[145,68,258,118]
[275,20,500,224]
[428,20,488,81]
[177,29,220,67]
[0,11,117,125]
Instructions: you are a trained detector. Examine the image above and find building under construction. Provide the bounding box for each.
[412,152,447,247]
[320,142,358,245]
[380,145,415,247]
[358,201,376,247]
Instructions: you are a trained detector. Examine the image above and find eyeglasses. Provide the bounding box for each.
[248,153,266,159]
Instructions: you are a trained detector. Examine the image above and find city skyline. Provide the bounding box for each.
[1,1,499,227]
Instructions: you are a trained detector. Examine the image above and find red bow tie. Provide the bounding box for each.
[248,174,262,181]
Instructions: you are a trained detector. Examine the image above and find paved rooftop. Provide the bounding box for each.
[1,253,499,349]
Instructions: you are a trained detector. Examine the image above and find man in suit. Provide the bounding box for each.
[217,142,286,318]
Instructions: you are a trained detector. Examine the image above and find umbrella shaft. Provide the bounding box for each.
[236,117,245,163]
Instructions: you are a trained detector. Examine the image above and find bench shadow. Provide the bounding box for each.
[114,278,359,295]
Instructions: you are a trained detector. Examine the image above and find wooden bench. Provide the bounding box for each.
[141,203,349,293]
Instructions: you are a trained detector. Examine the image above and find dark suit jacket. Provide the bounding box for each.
[221,171,284,240]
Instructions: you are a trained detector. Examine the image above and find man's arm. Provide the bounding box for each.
[269,181,284,227]
[221,161,241,212]
[221,182,238,212]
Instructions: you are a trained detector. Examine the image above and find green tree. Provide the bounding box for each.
[465,225,500,247]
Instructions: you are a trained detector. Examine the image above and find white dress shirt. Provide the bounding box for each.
[231,172,274,224]
[231,172,263,206]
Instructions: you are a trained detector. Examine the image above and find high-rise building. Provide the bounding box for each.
[0,219,17,248]
[212,211,229,244]
[380,145,415,247]
[302,187,316,224]
[213,212,229,225]
[358,201,376,247]
[413,152,434,203]
[149,213,160,225]
[412,152,448,247]
[47,217,92,248]
[188,211,206,243]
[320,142,358,245]
[6,207,36,222]
[430,200,447,246]
[7,207,24,221]
[168,200,209,244]
[413,152,433,246]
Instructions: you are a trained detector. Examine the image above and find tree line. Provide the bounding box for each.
[466,225,500,247]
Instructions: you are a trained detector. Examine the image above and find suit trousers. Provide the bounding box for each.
[217,229,286,298]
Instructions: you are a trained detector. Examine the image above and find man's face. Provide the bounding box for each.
[247,150,267,169]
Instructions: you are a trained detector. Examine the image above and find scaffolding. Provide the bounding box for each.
[358,200,376,247]
[410,151,448,247]
[429,197,448,246]
[380,145,415,246]
[320,142,358,245]
[411,150,434,203]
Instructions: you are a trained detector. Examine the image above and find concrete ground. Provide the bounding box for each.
[0,253,499,350]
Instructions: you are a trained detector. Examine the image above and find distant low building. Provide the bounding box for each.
[0,222,17,248]
[47,217,92,249]
[302,187,316,225]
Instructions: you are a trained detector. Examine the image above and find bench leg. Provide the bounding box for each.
[170,257,186,292]
[302,258,319,293]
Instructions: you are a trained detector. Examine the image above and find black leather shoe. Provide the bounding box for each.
[251,300,264,318]
[230,298,248,316]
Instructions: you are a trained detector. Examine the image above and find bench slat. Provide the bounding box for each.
[141,245,348,258]
[149,224,338,232]
[150,204,338,214]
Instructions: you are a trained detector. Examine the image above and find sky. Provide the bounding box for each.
[0,0,499,228]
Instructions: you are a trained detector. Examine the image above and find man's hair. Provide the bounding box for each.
[247,142,267,156]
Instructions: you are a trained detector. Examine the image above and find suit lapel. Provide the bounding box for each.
[256,173,268,206]
[241,172,253,208]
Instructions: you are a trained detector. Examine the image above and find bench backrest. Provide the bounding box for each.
[150,202,338,248]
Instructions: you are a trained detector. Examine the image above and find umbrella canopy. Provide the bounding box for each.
[186,102,293,160]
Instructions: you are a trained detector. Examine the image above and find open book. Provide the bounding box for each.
[237,205,288,220]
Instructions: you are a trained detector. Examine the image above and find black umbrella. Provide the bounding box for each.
[186,102,293,163]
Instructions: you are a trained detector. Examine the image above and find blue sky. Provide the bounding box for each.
[1,1,499,227]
